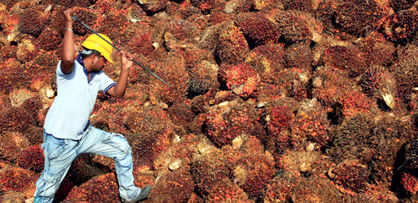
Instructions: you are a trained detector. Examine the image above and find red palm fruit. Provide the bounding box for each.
[401,172,418,195]
[0,164,38,193]
[235,12,281,47]
[138,0,168,14]
[322,45,367,77]
[232,153,276,198]
[329,159,369,193]
[390,0,416,11]
[17,145,44,172]
[381,10,417,44]
[149,53,189,105]
[218,63,260,98]
[333,0,388,36]
[272,10,313,43]
[0,131,30,161]
[147,169,194,202]
[341,90,375,119]
[190,148,230,196]
[18,6,50,37]
[358,32,396,67]
[203,100,257,147]
[264,169,303,202]
[245,44,286,84]
[291,176,343,202]
[215,21,249,64]
[281,0,313,12]
[65,173,120,202]
[37,26,62,52]
[284,42,313,70]
[393,44,417,110]
[206,177,252,202]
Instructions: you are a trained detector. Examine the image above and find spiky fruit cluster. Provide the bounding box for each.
[16,38,39,62]
[390,0,416,11]
[341,90,375,119]
[18,7,50,37]
[206,177,252,202]
[281,0,313,12]
[126,23,155,58]
[0,45,17,61]
[234,12,281,47]
[312,67,352,107]
[218,63,260,98]
[72,7,98,36]
[245,44,286,84]
[393,44,417,109]
[333,0,387,36]
[124,105,175,166]
[275,68,311,101]
[403,138,418,173]
[273,10,313,43]
[138,0,168,14]
[0,131,30,161]
[37,27,62,52]
[65,173,120,202]
[329,159,369,193]
[149,53,189,104]
[167,19,200,41]
[147,170,194,202]
[221,134,266,168]
[190,149,230,196]
[381,10,417,44]
[17,145,44,172]
[187,60,219,96]
[285,42,313,70]
[21,96,42,126]
[203,100,257,147]
[323,45,367,77]
[328,114,375,163]
[264,170,303,202]
[215,21,249,64]
[97,12,130,45]
[0,107,34,132]
[360,65,398,108]
[292,101,330,147]
[292,176,343,202]
[401,172,418,195]
[358,32,396,67]
[368,114,414,186]
[49,0,95,8]
[0,165,37,193]
[233,154,276,198]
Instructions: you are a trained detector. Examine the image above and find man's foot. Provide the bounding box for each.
[122,185,152,202]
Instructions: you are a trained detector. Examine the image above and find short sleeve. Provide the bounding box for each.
[98,73,116,94]
[57,60,75,79]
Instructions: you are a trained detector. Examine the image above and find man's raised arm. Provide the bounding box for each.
[61,9,75,74]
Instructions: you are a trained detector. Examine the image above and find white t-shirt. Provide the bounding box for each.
[44,55,116,140]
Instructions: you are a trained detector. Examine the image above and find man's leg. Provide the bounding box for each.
[34,133,78,203]
[77,127,141,201]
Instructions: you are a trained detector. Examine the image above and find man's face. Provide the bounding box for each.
[92,55,108,72]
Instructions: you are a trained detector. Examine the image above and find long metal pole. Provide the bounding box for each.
[71,15,171,87]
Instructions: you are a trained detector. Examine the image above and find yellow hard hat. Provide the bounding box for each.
[81,34,114,63]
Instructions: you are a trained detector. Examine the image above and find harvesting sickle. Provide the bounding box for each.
[71,15,171,87]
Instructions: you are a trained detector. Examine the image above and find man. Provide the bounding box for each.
[33,9,151,203]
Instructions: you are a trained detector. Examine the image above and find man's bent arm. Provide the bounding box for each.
[61,9,75,74]
[107,51,132,98]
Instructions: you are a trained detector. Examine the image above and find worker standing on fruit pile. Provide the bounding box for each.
[32,9,151,203]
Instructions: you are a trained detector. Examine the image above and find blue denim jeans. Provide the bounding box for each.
[34,126,140,203]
